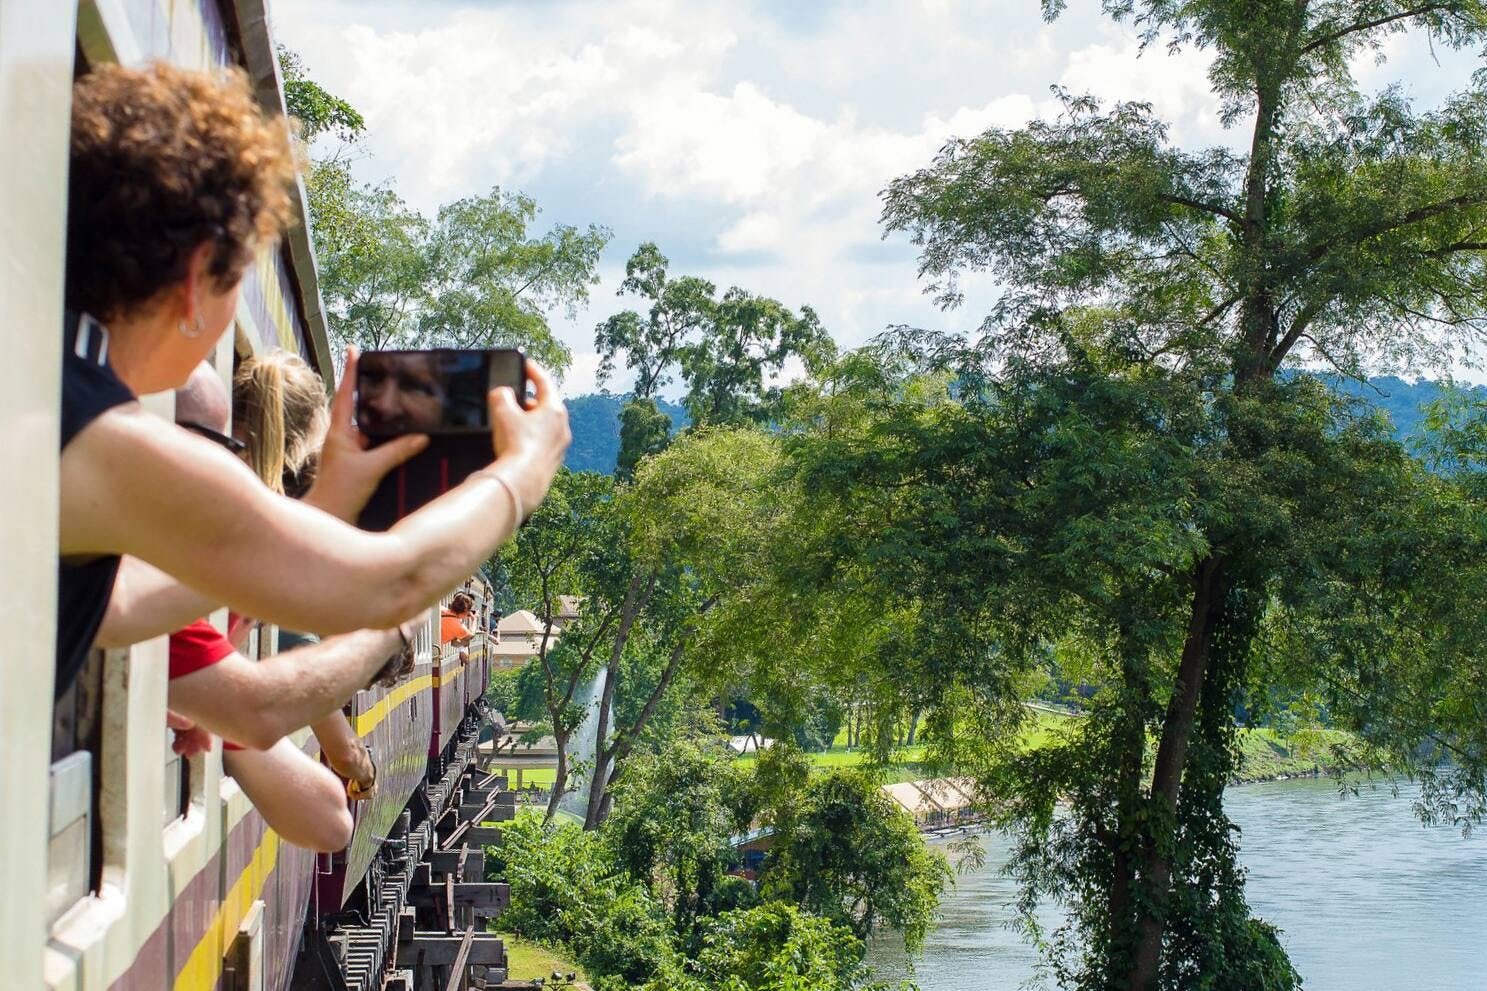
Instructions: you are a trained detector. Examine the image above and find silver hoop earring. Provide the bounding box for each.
[178,316,204,339]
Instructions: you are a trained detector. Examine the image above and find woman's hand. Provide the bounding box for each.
[167,710,213,757]
[341,745,377,802]
[487,361,571,513]
[306,346,429,522]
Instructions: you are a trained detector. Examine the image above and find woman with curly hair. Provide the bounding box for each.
[58,62,569,698]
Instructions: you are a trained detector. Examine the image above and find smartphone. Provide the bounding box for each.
[354,348,525,532]
[356,348,525,438]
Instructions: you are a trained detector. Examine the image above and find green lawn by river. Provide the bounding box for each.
[733,710,1358,783]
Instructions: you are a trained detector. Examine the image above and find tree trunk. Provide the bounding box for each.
[580,573,651,830]
[1104,639,1154,979]
[544,728,569,823]
[1127,558,1227,991]
[906,708,921,747]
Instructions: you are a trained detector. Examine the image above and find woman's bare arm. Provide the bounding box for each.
[96,557,215,648]
[60,365,568,634]
[311,711,374,795]
[224,741,353,852]
[165,628,403,750]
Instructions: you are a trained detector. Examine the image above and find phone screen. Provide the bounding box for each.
[356,349,524,437]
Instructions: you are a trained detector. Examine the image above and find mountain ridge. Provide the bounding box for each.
[562,376,1484,475]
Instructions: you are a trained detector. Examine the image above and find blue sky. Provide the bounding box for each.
[275,0,1483,395]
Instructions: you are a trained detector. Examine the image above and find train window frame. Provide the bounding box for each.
[46,647,105,928]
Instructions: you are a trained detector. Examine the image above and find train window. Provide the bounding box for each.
[162,730,189,827]
[46,751,92,927]
[47,647,105,925]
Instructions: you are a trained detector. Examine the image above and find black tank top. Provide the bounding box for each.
[56,312,136,698]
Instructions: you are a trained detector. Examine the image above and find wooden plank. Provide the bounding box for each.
[443,926,475,991]
[407,883,511,912]
[466,826,503,847]
[396,933,504,967]
[428,849,485,879]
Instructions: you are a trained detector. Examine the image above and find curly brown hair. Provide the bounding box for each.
[66,61,297,321]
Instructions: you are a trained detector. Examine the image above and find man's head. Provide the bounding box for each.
[450,593,473,616]
[175,361,231,434]
[356,351,445,435]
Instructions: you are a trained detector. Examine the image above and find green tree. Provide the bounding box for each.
[762,770,949,954]
[498,470,628,821]
[595,243,835,475]
[582,429,787,828]
[489,813,680,986]
[278,45,364,143]
[420,189,610,368]
[649,902,895,991]
[601,741,757,933]
[755,4,1487,988]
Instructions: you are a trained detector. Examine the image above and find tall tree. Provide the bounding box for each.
[774,4,1487,988]
[595,243,835,476]
[581,429,785,828]
[499,470,627,821]
[420,189,610,368]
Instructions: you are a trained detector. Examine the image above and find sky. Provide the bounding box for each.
[274,0,1483,396]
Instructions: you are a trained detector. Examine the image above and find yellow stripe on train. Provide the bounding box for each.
[173,829,280,990]
[352,674,433,737]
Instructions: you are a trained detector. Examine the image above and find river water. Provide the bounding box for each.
[866,777,1487,990]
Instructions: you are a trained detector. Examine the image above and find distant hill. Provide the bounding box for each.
[564,394,689,474]
[1320,374,1483,446]
[561,377,1482,475]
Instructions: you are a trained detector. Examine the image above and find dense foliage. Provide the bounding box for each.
[488,741,939,991]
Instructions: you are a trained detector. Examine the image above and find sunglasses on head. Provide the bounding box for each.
[180,421,247,455]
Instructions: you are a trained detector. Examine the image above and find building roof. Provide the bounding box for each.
[881,778,978,817]
[498,610,555,636]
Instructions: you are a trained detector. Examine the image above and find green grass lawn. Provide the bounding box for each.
[734,710,1077,781]
[497,934,588,984]
[736,710,1356,785]
[1235,725,1362,781]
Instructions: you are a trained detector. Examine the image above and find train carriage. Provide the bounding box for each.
[0,3,511,988]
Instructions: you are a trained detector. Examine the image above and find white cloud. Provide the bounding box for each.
[275,0,1485,391]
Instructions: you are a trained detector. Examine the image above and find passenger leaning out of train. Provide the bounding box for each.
[441,593,476,647]
[157,359,404,850]
[55,62,569,704]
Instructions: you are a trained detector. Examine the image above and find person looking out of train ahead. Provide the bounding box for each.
[56,61,569,703]
[441,592,475,647]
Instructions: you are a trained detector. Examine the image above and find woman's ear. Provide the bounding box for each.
[179,242,216,323]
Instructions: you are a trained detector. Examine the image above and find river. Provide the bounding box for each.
[866,777,1487,990]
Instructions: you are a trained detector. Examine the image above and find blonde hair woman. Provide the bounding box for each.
[233,350,331,495]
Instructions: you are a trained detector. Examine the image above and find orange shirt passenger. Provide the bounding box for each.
[440,592,474,646]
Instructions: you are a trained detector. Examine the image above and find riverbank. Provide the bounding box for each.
[1233,726,1365,784]
[869,776,1487,991]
